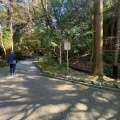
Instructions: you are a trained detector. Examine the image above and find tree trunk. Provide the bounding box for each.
[0,25,6,59]
[59,41,62,64]
[110,19,115,54]
[8,0,13,50]
[41,0,52,29]
[114,2,120,66]
[92,0,103,76]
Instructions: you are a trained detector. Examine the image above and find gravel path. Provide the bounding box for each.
[0,59,120,120]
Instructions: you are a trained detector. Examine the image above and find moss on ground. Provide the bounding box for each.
[35,61,120,85]
[37,62,66,74]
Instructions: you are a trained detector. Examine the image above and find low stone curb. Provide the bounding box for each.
[34,62,120,92]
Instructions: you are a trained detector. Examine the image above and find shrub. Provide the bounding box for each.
[104,66,113,77]
[104,66,120,78]
[15,51,23,60]
[103,53,114,63]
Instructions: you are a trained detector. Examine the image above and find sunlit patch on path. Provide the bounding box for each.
[0,59,120,120]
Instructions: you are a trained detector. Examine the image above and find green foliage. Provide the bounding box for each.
[50,41,57,47]
[0,27,11,49]
[0,9,7,25]
[103,53,114,63]
[103,53,120,64]
[104,66,120,78]
[104,66,113,77]
[41,52,56,65]
[34,28,58,48]
[103,0,118,37]
[57,62,67,70]
[22,0,94,56]
[66,26,93,54]
[103,52,120,78]
[15,50,23,60]
[14,33,40,51]
[47,0,94,54]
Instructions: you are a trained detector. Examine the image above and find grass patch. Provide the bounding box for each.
[37,62,64,74]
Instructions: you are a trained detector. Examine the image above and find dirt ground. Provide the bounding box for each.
[69,56,92,73]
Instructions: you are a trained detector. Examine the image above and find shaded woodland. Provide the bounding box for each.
[0,0,120,78]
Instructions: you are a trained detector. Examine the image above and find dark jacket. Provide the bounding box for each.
[7,53,17,64]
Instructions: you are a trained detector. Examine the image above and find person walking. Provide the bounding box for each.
[7,50,17,75]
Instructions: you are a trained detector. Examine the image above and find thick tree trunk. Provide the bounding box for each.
[92,0,103,76]
[8,0,13,50]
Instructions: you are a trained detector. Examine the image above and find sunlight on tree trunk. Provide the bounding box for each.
[8,0,13,50]
[59,41,62,64]
[0,25,6,59]
[92,0,103,76]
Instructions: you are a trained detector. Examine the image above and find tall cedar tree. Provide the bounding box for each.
[92,0,103,75]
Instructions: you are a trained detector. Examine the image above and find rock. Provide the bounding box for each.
[57,74,64,78]
[79,79,85,82]
[92,81,99,85]
[89,81,93,84]
[114,84,120,89]
[54,73,58,77]
[118,84,120,89]
[72,76,80,81]
[66,75,72,79]
[102,82,113,87]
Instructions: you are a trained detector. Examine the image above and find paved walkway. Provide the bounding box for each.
[0,59,120,120]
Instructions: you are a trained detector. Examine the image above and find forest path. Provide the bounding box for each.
[0,59,120,120]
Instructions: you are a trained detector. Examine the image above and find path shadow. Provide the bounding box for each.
[0,59,120,120]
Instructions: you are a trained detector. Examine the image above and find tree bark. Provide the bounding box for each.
[41,0,52,29]
[110,19,115,54]
[0,25,6,59]
[92,0,103,76]
[8,0,13,50]
[114,2,120,66]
